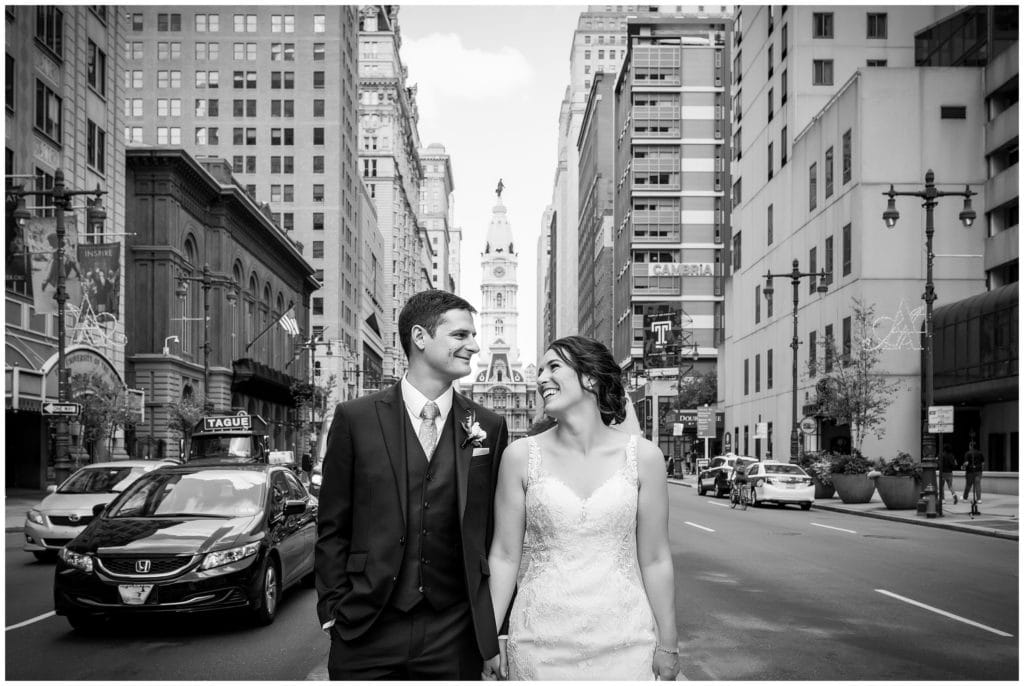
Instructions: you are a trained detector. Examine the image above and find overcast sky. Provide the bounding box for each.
[399,4,586,367]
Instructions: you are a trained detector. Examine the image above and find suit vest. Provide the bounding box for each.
[390,411,466,612]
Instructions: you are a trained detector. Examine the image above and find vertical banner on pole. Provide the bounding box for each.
[24,216,83,315]
[6,212,32,294]
[78,242,122,318]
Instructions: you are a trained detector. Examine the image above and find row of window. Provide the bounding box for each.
[809,130,853,211]
[124,69,326,90]
[733,220,853,287]
[125,41,327,62]
[125,126,327,147]
[127,98,327,119]
[741,316,853,396]
[130,13,327,34]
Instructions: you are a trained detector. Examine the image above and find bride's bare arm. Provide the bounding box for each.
[636,439,680,679]
[488,438,529,634]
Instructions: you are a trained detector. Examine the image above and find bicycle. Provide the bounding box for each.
[730,481,750,510]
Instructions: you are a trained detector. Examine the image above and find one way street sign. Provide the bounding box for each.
[43,402,81,416]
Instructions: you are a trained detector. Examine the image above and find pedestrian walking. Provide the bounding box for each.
[939,444,958,504]
[962,441,985,504]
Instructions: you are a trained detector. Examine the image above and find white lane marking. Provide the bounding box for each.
[875,589,1014,638]
[684,521,715,533]
[707,501,730,508]
[6,611,56,631]
[810,522,858,535]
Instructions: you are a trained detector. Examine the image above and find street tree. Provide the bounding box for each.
[70,373,137,464]
[675,370,717,409]
[812,298,899,456]
[167,393,207,459]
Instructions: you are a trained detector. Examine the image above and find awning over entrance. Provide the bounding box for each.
[231,358,301,401]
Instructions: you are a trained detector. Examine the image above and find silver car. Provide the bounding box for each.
[23,460,171,561]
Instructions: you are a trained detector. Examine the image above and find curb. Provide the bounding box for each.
[668,479,1017,541]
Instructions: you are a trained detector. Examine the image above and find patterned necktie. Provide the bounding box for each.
[418,401,440,460]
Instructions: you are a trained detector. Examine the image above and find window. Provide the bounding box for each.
[195,42,219,61]
[842,316,852,365]
[767,204,774,245]
[156,127,181,145]
[232,127,256,145]
[732,231,742,271]
[313,99,325,117]
[271,14,295,32]
[312,241,324,259]
[233,14,257,32]
[781,23,788,58]
[767,87,773,122]
[813,12,833,38]
[312,298,323,316]
[195,71,219,89]
[127,41,144,60]
[313,71,325,88]
[313,156,324,173]
[271,128,294,145]
[809,162,817,211]
[124,98,143,117]
[157,70,181,88]
[781,68,788,104]
[808,330,817,376]
[813,60,834,86]
[314,14,326,32]
[35,80,62,143]
[313,43,325,60]
[313,128,325,145]
[195,14,219,32]
[233,42,257,61]
[271,71,294,89]
[234,71,257,89]
[733,178,742,206]
[755,285,761,323]
[744,359,749,395]
[87,41,107,96]
[767,142,773,180]
[130,13,143,31]
[780,126,787,166]
[233,99,256,117]
[124,127,143,144]
[824,146,834,198]
[36,6,64,58]
[157,41,181,60]
[157,13,181,31]
[824,235,834,284]
[755,353,761,393]
[195,126,218,145]
[824,324,834,373]
[842,129,852,183]
[195,98,218,117]
[271,43,295,61]
[313,185,325,202]
[87,120,105,173]
[940,105,967,119]
[313,212,324,231]
[842,223,852,276]
[866,59,888,67]
[767,349,773,389]
[809,247,818,294]
[866,12,887,39]
[767,44,773,78]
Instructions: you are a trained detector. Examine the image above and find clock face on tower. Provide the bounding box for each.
[492,266,506,278]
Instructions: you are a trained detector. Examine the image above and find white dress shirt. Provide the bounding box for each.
[401,375,453,460]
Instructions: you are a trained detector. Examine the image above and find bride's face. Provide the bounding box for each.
[537,348,592,417]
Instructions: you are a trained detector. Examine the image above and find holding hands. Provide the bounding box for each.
[653,644,681,680]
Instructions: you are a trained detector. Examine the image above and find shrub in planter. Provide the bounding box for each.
[871,451,922,509]
[830,453,876,503]
[876,451,923,481]
[829,453,873,476]
[798,451,836,498]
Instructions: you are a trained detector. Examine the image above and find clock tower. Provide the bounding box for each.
[469,184,537,441]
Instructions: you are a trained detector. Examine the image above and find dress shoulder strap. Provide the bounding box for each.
[526,436,542,487]
[625,434,640,482]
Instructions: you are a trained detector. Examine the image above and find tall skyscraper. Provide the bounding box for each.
[419,143,457,291]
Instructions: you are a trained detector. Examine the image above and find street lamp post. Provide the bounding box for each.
[763,259,830,463]
[882,169,976,518]
[7,170,106,482]
[175,263,238,411]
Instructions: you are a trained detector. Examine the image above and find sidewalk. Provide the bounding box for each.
[668,475,1019,541]
[5,489,51,534]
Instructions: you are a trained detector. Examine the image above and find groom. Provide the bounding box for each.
[316,289,509,680]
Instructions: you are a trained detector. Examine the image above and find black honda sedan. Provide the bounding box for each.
[53,463,316,631]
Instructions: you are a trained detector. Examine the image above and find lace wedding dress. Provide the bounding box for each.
[507,435,656,680]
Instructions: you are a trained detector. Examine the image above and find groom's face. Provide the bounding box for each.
[415,308,479,381]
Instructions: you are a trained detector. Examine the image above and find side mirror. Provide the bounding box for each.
[301,453,313,472]
[283,499,307,517]
[46,485,58,494]
[92,502,108,518]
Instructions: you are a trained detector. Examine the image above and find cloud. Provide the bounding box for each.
[403,33,534,102]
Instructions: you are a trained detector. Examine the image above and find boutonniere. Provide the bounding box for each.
[460,411,488,449]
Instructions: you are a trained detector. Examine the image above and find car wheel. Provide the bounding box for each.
[750,490,759,507]
[33,550,57,562]
[714,481,726,498]
[251,556,281,626]
[800,502,812,511]
[697,480,706,496]
[66,611,104,633]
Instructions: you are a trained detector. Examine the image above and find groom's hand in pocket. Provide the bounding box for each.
[481,654,501,681]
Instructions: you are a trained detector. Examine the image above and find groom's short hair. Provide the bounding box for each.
[398,289,477,357]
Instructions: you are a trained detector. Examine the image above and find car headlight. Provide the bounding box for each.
[200,542,260,570]
[26,509,46,526]
[58,547,94,573]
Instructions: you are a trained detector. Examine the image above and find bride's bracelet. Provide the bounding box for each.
[655,644,679,656]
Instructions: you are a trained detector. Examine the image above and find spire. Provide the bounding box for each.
[485,190,515,255]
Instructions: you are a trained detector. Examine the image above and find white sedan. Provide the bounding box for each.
[23,460,170,560]
[746,461,815,510]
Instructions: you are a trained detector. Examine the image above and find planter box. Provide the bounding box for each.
[813,480,835,499]
[875,475,921,510]
[831,473,876,504]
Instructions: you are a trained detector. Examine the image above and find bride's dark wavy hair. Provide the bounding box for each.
[546,336,626,426]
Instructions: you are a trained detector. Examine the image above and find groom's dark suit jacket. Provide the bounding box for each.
[315,382,509,660]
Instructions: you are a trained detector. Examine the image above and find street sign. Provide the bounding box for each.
[723,432,732,451]
[43,402,81,416]
[799,416,817,435]
[696,406,714,438]
[928,405,954,433]
[754,422,768,440]
[672,422,683,436]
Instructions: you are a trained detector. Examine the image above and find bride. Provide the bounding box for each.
[486,336,680,680]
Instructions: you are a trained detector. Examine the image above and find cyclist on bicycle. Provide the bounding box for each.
[730,461,750,506]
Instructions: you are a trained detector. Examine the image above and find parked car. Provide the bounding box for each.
[697,454,758,498]
[747,461,815,510]
[24,460,170,561]
[53,462,317,631]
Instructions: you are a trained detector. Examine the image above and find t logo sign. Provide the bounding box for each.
[651,320,672,347]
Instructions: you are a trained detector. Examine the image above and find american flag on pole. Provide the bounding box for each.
[278,305,300,335]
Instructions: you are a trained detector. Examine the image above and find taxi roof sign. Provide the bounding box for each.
[196,414,267,433]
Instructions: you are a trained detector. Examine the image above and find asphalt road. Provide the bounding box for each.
[5,487,1018,680]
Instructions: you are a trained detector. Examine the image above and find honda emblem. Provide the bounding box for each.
[68,513,81,523]
[135,559,151,573]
